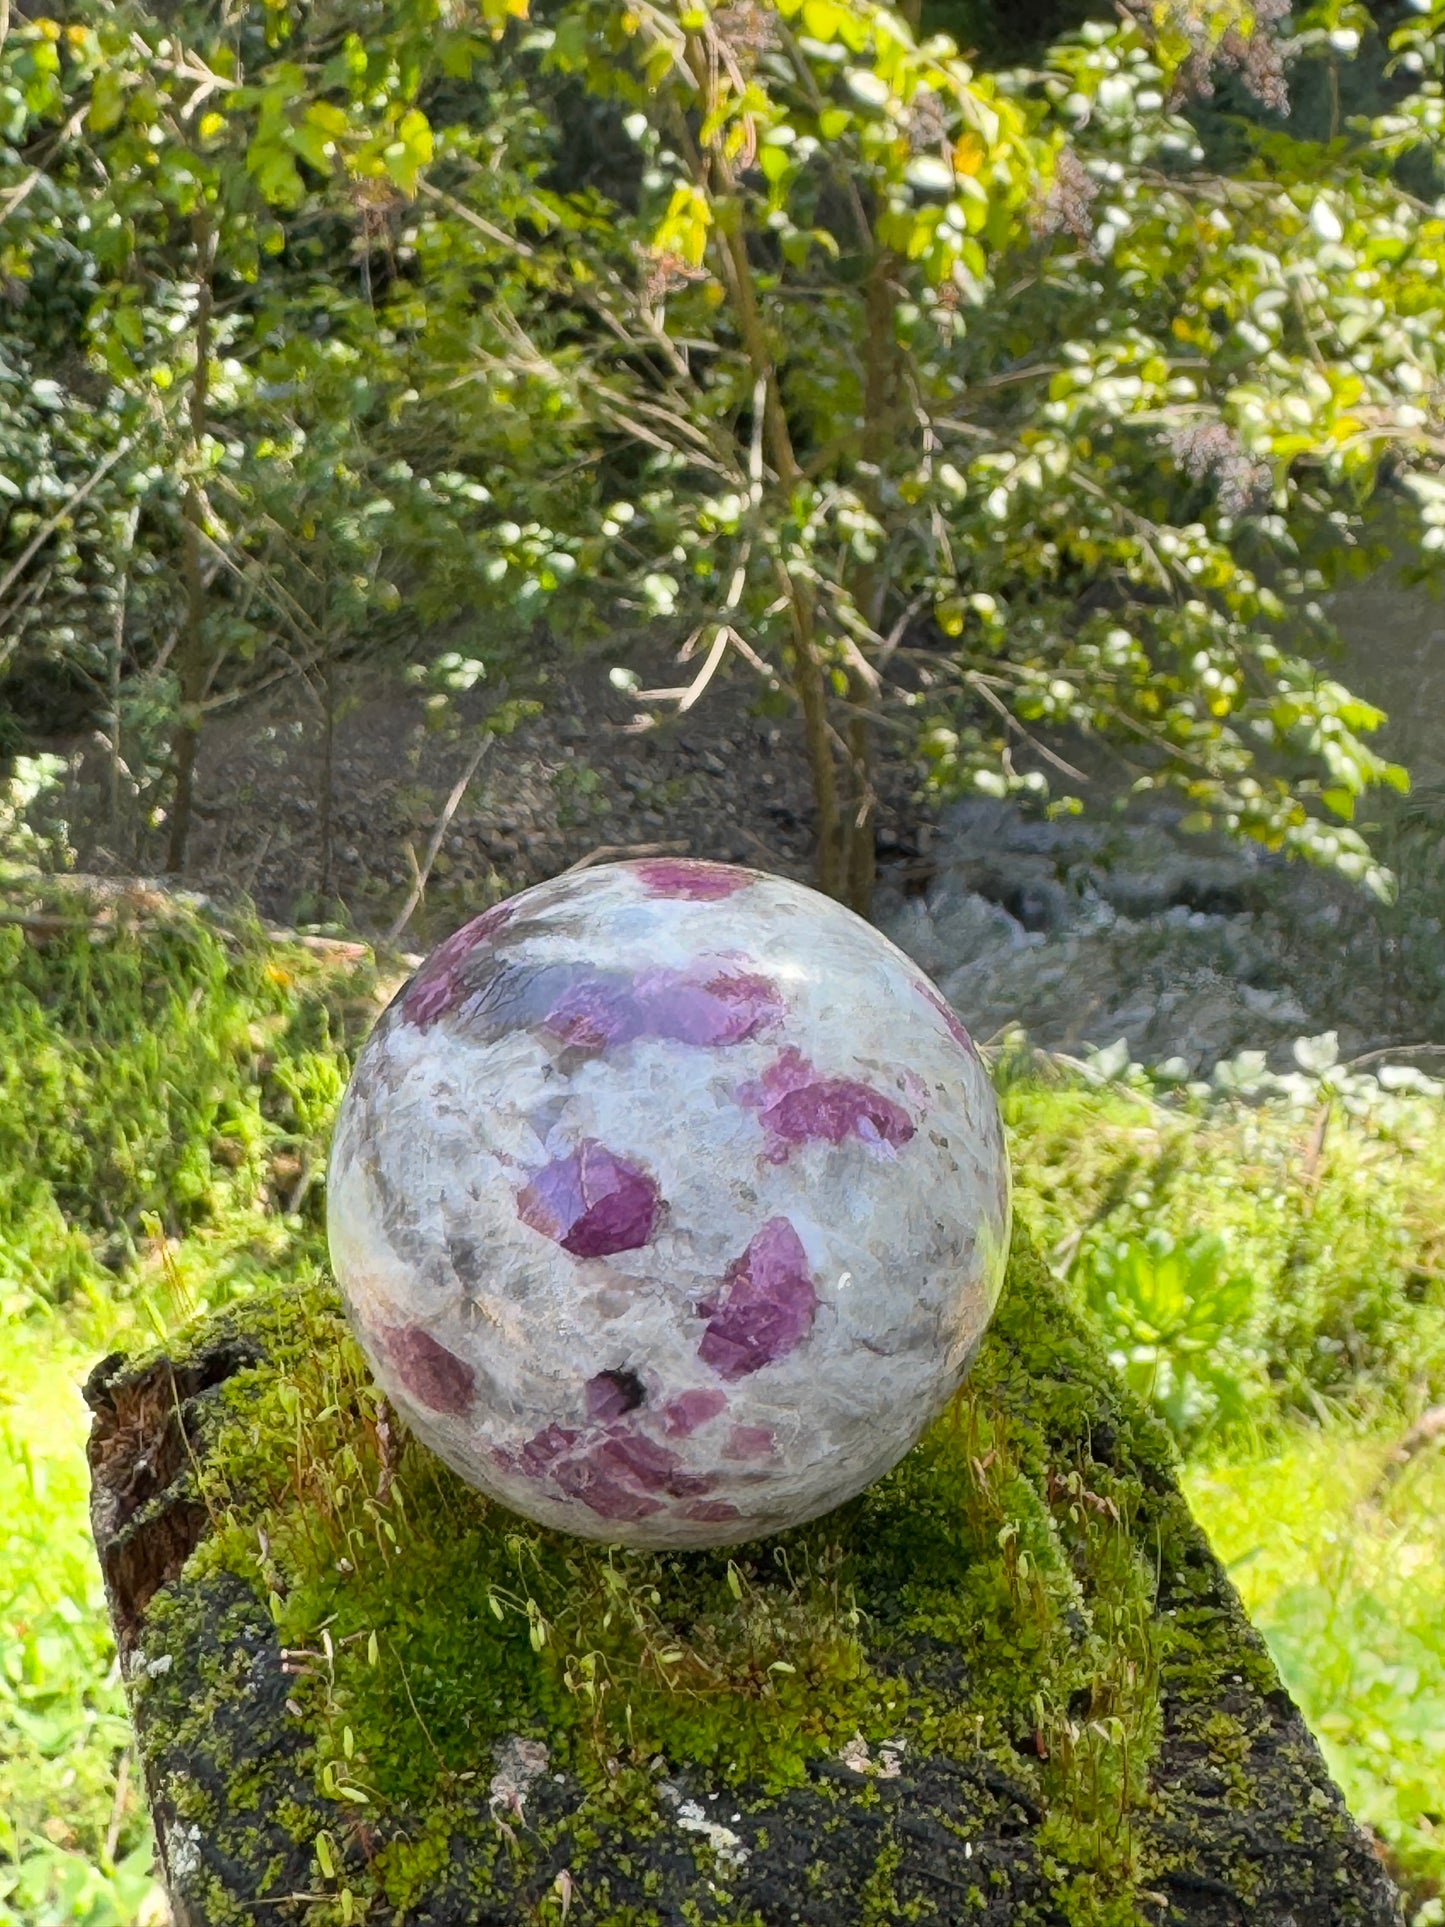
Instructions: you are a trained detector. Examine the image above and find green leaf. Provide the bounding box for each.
[248,136,305,207]
[88,68,127,135]
[801,0,844,41]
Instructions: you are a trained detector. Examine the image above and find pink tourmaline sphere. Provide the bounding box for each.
[327,859,1010,1547]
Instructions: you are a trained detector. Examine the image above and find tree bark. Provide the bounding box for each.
[839,255,904,919]
[679,55,847,902]
[715,222,845,899]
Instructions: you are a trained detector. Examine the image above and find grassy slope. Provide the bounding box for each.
[0,888,383,1927]
[1188,1434,1445,1910]
[0,884,1441,1924]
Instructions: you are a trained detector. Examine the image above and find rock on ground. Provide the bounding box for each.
[878,798,1404,1074]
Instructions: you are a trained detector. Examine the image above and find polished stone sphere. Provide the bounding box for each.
[327,859,1010,1547]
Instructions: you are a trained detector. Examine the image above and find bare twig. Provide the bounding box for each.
[731,825,801,874]
[1299,1098,1330,1210]
[1342,1042,1445,1071]
[1369,1406,1445,1502]
[386,1636,453,1781]
[0,435,136,628]
[0,561,54,673]
[0,103,87,222]
[238,827,276,899]
[965,672,1091,784]
[418,179,534,257]
[877,591,928,666]
[678,626,731,711]
[384,735,493,946]
[562,840,687,873]
[103,1750,131,1870]
[109,504,141,829]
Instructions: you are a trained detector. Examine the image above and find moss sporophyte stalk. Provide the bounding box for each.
[95,1230,1396,1927]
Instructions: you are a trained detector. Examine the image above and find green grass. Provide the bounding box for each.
[1188,1431,1445,1917]
[0,882,1441,1922]
[0,883,383,1925]
[1,1300,160,1927]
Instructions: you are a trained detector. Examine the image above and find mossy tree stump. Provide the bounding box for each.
[86,1235,1402,1927]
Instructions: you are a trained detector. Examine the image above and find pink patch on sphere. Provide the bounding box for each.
[741,1047,915,1164]
[915,979,979,1058]
[544,964,782,1054]
[585,1369,647,1420]
[635,859,751,900]
[517,1142,660,1257]
[664,1389,729,1437]
[723,1424,775,1461]
[698,1218,818,1380]
[379,1326,476,1416]
[328,856,1011,1549]
[503,1417,718,1522]
[401,899,516,1029]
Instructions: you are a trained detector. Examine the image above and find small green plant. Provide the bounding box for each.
[1076,1231,1258,1448]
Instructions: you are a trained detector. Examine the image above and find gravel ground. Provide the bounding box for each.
[69,642,927,952]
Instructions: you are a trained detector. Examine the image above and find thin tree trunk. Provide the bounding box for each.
[318,656,336,906]
[843,702,874,916]
[785,577,842,900]
[677,59,845,898]
[687,37,895,913]
[109,504,140,835]
[384,733,494,949]
[165,215,215,878]
[839,257,903,918]
[715,225,844,896]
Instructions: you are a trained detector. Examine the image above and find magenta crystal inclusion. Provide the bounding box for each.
[698,1217,817,1379]
[544,964,782,1052]
[634,858,750,900]
[516,1141,660,1258]
[380,1325,476,1416]
[400,898,516,1030]
[741,1047,915,1163]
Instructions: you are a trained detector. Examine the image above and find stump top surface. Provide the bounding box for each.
[87,1234,1402,1927]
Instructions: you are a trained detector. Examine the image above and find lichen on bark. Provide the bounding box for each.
[86,1231,1402,1926]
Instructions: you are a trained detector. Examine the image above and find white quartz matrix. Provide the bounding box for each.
[327,858,1010,1547]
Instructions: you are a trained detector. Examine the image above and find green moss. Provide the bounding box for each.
[107,1222,1395,1925]
[0,880,378,1317]
[6,880,1422,1922]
